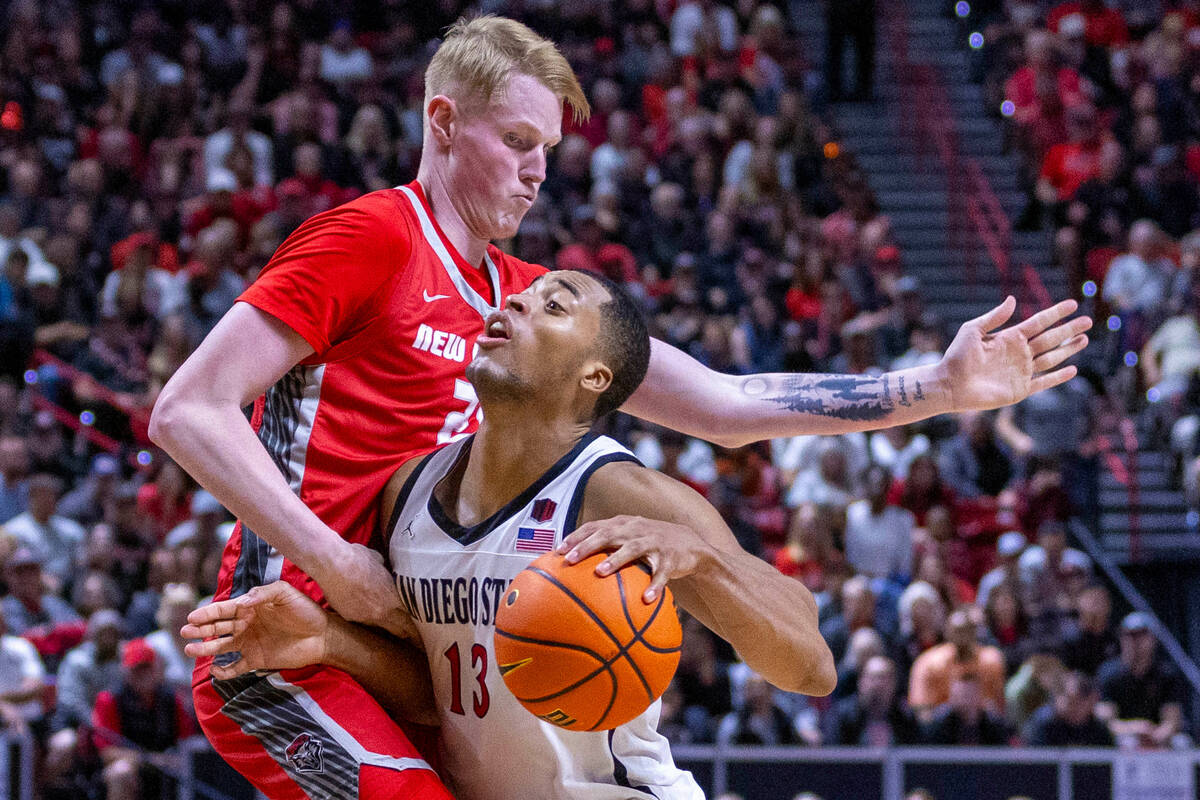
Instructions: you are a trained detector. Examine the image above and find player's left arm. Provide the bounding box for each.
[627,298,1090,447]
[564,462,836,696]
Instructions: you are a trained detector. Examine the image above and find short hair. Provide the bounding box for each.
[567,271,650,419]
[426,16,590,124]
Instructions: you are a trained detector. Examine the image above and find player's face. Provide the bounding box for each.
[468,271,612,408]
[448,74,563,241]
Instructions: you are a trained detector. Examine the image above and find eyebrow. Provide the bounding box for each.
[548,276,581,299]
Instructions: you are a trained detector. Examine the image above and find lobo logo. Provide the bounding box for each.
[284,733,325,774]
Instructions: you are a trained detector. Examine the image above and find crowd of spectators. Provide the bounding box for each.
[0,0,1192,797]
[967,0,1200,521]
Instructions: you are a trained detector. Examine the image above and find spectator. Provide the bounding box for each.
[1097,612,1187,749]
[57,454,122,529]
[53,608,123,731]
[1103,219,1175,321]
[1024,672,1115,746]
[938,411,1014,499]
[827,655,922,745]
[0,436,30,523]
[202,95,274,190]
[1006,651,1067,731]
[319,21,373,89]
[835,627,887,701]
[673,620,733,743]
[1060,583,1119,675]
[556,205,640,285]
[923,674,1010,745]
[1,548,82,637]
[0,608,46,736]
[868,424,931,481]
[976,531,1027,609]
[895,581,947,676]
[909,608,1007,720]
[145,583,198,703]
[843,464,915,580]
[91,638,196,800]
[982,582,1034,675]
[888,454,955,526]
[821,575,880,664]
[787,438,857,511]
[1018,520,1092,636]
[719,673,802,745]
[4,473,86,589]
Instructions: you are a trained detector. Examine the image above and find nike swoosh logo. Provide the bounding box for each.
[423,291,450,302]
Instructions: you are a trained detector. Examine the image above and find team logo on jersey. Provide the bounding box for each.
[412,323,469,362]
[530,498,557,523]
[515,527,556,553]
[284,733,324,774]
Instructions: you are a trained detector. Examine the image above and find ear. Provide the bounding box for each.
[579,359,613,400]
[427,95,457,147]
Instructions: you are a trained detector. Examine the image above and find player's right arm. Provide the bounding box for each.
[149,202,415,638]
[563,463,837,697]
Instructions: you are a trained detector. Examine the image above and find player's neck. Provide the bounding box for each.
[417,173,489,269]
[454,407,590,526]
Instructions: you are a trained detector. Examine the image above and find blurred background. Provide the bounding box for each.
[2,0,1200,798]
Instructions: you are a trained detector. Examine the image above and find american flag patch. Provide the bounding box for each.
[515,527,556,553]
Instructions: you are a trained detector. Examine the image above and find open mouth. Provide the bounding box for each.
[478,311,512,348]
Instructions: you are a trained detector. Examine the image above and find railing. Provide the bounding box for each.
[1071,518,1200,732]
[884,0,1050,320]
[670,744,1200,800]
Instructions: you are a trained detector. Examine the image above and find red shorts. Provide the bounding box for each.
[193,661,453,799]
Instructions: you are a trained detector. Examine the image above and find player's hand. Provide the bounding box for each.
[312,542,416,639]
[939,297,1091,411]
[182,581,329,679]
[557,515,712,604]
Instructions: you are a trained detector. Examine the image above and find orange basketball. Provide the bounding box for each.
[494,551,682,732]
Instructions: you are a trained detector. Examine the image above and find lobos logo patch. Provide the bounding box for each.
[530,498,557,523]
[284,733,324,774]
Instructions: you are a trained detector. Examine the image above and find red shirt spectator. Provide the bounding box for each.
[91,639,194,752]
[557,206,641,284]
[1047,2,1129,48]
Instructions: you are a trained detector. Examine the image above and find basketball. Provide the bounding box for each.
[494,551,682,732]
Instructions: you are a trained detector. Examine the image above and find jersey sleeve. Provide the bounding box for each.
[239,196,412,357]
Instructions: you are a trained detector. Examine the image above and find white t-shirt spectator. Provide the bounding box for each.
[1102,253,1173,313]
[869,431,931,480]
[3,512,85,586]
[203,128,274,189]
[1144,315,1200,389]
[844,499,915,579]
[670,1,739,56]
[0,633,45,721]
[320,43,372,85]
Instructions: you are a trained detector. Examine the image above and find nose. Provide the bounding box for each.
[506,293,529,315]
[519,147,547,187]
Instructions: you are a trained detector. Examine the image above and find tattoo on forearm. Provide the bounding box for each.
[747,374,899,421]
[898,375,911,407]
[914,380,925,402]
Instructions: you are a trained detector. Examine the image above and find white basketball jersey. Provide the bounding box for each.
[388,432,704,800]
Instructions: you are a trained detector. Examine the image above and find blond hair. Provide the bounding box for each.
[426,15,590,124]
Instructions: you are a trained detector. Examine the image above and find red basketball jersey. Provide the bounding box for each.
[215,181,547,605]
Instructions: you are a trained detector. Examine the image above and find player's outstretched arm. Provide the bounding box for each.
[149,302,413,638]
[562,462,837,696]
[625,298,1091,448]
[182,581,438,726]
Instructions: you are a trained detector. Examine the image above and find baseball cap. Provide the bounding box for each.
[25,261,60,288]
[122,638,158,669]
[1120,611,1154,634]
[997,531,1027,558]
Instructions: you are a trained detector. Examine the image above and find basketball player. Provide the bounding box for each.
[150,15,1089,799]
[183,269,836,799]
